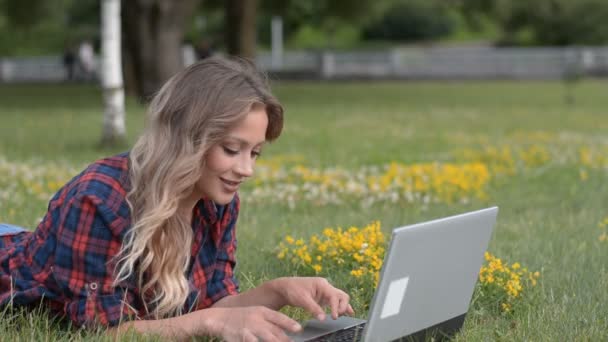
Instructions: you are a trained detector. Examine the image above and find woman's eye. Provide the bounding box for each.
[252,150,262,159]
[222,146,239,155]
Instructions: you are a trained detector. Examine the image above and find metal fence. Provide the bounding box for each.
[3,46,608,83]
[258,46,608,80]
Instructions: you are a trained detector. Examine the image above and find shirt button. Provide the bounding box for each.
[89,282,98,291]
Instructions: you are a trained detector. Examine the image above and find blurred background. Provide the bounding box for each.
[2,0,608,94]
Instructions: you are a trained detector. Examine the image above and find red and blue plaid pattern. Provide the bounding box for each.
[0,153,239,327]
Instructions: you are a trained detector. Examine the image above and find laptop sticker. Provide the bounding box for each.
[380,276,410,319]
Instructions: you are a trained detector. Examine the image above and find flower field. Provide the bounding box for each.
[1,81,607,340]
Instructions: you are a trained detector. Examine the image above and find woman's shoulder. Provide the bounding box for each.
[66,152,130,198]
[47,152,131,213]
[43,152,132,236]
[84,151,130,183]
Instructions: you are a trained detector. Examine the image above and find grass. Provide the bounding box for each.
[1,80,607,340]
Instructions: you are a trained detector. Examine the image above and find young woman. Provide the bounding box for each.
[0,57,353,341]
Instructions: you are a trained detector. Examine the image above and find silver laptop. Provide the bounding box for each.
[289,207,498,342]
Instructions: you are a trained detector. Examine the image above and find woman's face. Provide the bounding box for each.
[195,105,268,205]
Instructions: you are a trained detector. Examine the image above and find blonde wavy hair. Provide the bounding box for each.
[113,57,284,317]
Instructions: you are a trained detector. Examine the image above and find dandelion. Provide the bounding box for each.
[244,155,492,208]
[350,269,364,278]
[579,169,588,181]
[276,221,386,287]
[477,252,540,313]
[277,249,287,259]
[599,218,608,243]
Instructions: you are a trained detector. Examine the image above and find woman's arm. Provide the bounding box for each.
[110,277,353,340]
[110,311,203,341]
[213,277,355,321]
[212,277,287,310]
[111,305,301,342]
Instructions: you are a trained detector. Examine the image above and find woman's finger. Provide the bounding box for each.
[337,292,350,315]
[299,294,326,321]
[346,304,355,316]
[263,307,303,332]
[328,292,340,320]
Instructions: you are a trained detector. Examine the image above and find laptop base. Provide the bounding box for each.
[291,313,465,341]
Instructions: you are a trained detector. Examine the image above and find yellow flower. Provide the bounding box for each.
[312,264,322,273]
[579,169,588,181]
[285,235,295,244]
[350,269,364,277]
[277,250,286,259]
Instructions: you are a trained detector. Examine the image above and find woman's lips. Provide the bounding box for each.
[220,177,241,191]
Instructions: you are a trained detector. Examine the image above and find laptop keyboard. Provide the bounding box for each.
[310,322,366,342]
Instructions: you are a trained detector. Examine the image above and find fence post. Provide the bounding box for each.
[581,48,595,73]
[271,16,283,70]
[0,59,15,82]
[321,52,335,79]
[390,49,403,76]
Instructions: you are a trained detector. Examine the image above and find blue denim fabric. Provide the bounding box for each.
[0,223,27,236]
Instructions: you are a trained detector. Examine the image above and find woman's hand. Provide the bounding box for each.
[204,306,302,342]
[272,277,355,321]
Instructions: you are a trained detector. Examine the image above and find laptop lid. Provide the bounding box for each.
[362,207,498,341]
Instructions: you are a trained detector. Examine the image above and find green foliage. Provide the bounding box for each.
[2,0,50,29]
[276,23,360,50]
[362,1,455,42]
[258,0,383,48]
[458,0,608,45]
[0,0,97,56]
[527,0,608,45]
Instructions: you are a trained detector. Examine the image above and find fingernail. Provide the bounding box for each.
[317,313,325,321]
[293,323,302,331]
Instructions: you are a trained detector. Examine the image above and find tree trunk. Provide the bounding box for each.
[123,0,199,101]
[225,0,257,59]
[100,0,127,147]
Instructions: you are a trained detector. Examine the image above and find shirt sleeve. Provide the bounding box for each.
[206,195,240,303]
[50,193,140,328]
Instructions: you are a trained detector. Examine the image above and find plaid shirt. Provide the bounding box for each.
[0,153,239,327]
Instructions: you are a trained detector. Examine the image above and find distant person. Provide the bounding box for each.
[196,39,214,60]
[0,56,353,340]
[62,45,76,81]
[182,40,197,67]
[77,40,96,81]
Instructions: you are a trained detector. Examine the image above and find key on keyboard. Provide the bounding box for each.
[311,322,366,342]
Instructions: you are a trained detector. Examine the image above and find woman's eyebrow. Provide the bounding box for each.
[225,136,266,147]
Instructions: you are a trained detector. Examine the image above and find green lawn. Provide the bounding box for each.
[1,81,607,340]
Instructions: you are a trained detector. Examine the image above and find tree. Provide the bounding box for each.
[455,0,608,46]
[260,0,381,48]
[2,0,49,30]
[122,0,199,101]
[362,0,455,42]
[225,0,258,58]
[100,0,126,146]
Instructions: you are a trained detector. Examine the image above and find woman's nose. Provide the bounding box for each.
[235,155,254,177]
